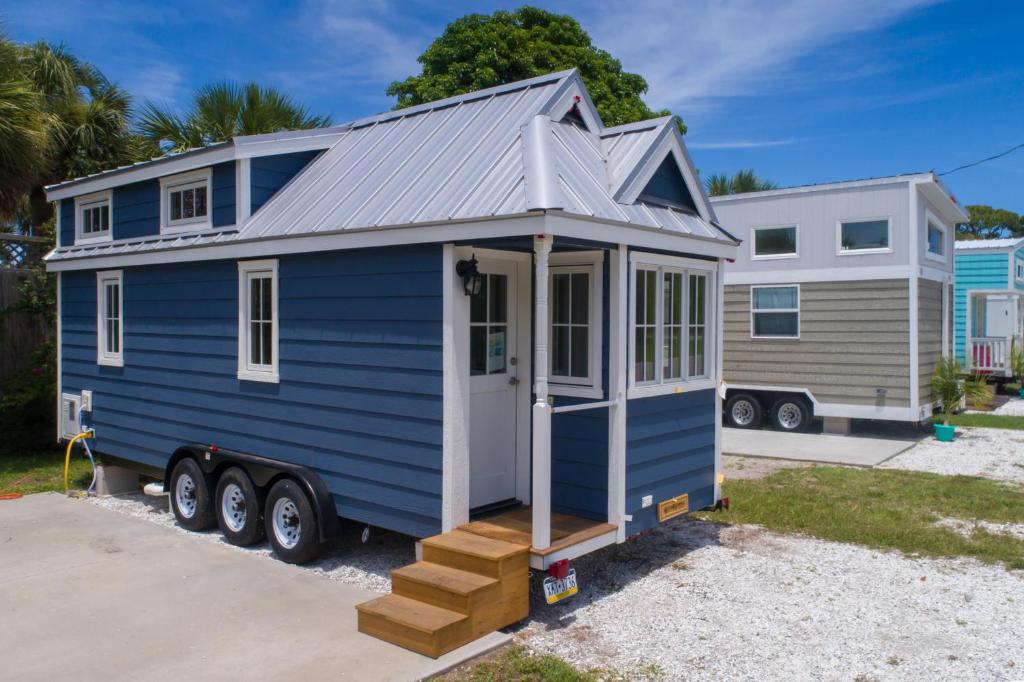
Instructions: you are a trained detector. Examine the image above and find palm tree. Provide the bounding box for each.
[704,169,778,197]
[139,82,332,153]
[0,33,50,223]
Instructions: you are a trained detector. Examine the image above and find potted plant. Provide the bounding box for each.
[930,357,988,442]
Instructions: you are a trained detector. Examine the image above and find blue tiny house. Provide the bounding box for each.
[953,238,1024,380]
[47,71,737,655]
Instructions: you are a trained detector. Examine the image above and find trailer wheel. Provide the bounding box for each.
[770,397,811,433]
[215,467,265,547]
[725,394,762,429]
[265,478,323,564]
[170,458,215,531]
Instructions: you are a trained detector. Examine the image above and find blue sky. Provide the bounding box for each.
[4,0,1022,212]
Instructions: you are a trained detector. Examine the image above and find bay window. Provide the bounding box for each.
[630,254,715,395]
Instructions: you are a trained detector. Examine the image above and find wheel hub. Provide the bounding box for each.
[731,400,755,426]
[221,483,247,533]
[272,498,301,549]
[175,474,197,519]
[778,403,803,429]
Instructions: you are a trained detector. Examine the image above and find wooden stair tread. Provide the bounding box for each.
[355,594,466,634]
[533,522,617,556]
[422,529,528,560]
[392,561,497,595]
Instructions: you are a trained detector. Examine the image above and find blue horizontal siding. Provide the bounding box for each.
[113,179,160,240]
[250,151,320,214]
[953,253,1009,363]
[59,199,74,247]
[61,243,445,538]
[211,162,235,227]
[624,389,715,535]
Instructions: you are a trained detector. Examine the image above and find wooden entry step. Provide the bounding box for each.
[356,530,530,658]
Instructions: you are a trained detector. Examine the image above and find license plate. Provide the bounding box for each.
[543,569,579,604]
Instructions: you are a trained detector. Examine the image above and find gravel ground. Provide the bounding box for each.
[879,427,1024,484]
[86,493,412,592]
[992,396,1024,416]
[517,519,1024,681]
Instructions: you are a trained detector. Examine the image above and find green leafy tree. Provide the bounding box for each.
[956,205,1023,241]
[388,6,681,131]
[138,82,332,153]
[704,169,778,196]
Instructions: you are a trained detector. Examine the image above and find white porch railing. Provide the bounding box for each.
[969,336,1013,372]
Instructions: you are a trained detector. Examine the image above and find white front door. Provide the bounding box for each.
[986,296,1013,338]
[468,259,520,509]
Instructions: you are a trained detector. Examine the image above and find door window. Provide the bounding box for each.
[470,273,508,375]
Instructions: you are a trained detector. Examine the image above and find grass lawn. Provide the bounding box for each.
[434,646,654,682]
[695,466,1024,570]
[931,413,1024,431]
[0,449,94,496]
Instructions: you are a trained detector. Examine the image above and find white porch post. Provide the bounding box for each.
[607,245,628,542]
[532,234,553,550]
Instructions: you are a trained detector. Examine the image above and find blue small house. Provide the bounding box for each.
[953,237,1024,379]
[47,70,738,654]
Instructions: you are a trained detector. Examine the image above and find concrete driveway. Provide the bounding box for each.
[0,494,507,681]
[722,428,917,466]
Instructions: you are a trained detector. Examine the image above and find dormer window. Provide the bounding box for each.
[160,168,211,233]
[74,191,112,244]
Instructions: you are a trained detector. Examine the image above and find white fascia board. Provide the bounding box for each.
[539,71,603,132]
[546,212,738,259]
[710,174,930,203]
[724,264,912,285]
[919,263,954,283]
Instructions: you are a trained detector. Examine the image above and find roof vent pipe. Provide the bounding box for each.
[523,114,562,211]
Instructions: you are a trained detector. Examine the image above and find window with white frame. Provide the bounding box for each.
[1016,259,1024,283]
[751,225,798,259]
[549,253,602,397]
[161,169,211,233]
[96,270,123,366]
[631,255,714,391]
[751,285,799,338]
[237,260,279,382]
[926,220,946,259]
[838,218,890,254]
[75,191,112,243]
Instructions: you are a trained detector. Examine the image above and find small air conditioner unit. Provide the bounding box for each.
[60,393,82,439]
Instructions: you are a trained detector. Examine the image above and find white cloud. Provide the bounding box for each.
[688,138,798,150]
[580,0,942,111]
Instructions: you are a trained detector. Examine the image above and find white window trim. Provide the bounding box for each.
[750,224,799,260]
[548,251,604,399]
[1016,258,1024,284]
[75,190,113,245]
[627,252,717,399]
[924,210,948,263]
[96,269,124,367]
[750,284,801,340]
[160,168,213,234]
[237,259,279,383]
[835,217,892,256]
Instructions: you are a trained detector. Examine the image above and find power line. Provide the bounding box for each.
[938,142,1024,177]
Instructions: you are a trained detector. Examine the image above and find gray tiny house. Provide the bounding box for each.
[47,71,738,654]
[711,174,968,434]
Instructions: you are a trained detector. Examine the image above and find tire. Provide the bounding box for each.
[264,478,323,564]
[215,467,265,547]
[725,393,762,429]
[170,458,215,531]
[770,396,811,433]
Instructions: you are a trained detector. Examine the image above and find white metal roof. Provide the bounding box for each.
[46,70,735,265]
[954,237,1024,251]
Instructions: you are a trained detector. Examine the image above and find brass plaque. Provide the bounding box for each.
[657,493,689,522]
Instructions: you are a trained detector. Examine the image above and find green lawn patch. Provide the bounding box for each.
[695,466,1024,570]
[434,646,662,682]
[0,449,93,496]
[931,413,1024,431]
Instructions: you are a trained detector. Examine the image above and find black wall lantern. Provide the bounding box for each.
[456,254,484,296]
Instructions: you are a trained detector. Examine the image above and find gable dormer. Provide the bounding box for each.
[637,155,698,213]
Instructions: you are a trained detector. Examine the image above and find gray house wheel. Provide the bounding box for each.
[770,397,811,433]
[264,478,324,564]
[725,394,762,429]
[215,467,265,546]
[169,458,215,531]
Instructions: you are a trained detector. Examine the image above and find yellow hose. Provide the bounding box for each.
[64,431,94,496]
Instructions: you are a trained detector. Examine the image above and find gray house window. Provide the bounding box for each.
[751,285,799,338]
[839,219,890,253]
[752,226,797,259]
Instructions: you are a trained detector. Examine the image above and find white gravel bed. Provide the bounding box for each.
[518,519,1024,681]
[86,493,411,593]
[879,427,1024,484]
[935,517,1024,542]
[992,397,1024,417]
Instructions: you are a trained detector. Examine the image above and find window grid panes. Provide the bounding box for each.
[168,183,208,224]
[551,271,591,380]
[633,264,711,387]
[662,272,683,380]
[927,222,944,255]
[82,202,110,236]
[470,273,508,376]
[688,274,707,377]
[840,219,889,252]
[753,226,797,257]
[103,282,120,355]
[634,268,657,383]
[247,274,274,368]
[751,285,799,338]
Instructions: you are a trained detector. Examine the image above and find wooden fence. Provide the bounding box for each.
[1,234,52,384]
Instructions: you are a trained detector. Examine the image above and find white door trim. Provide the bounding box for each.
[441,244,470,531]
